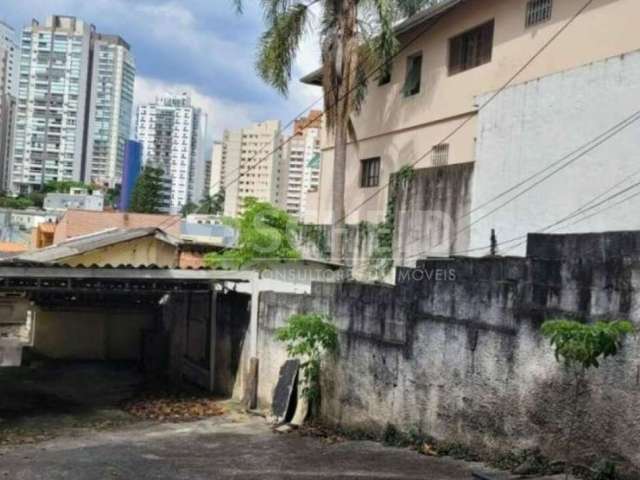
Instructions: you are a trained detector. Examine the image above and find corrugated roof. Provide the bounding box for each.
[300,0,464,85]
[4,227,179,264]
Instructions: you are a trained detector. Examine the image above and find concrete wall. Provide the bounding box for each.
[299,163,474,280]
[470,49,640,257]
[34,308,154,360]
[254,231,640,471]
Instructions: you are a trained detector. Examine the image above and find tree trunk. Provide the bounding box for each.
[330,0,358,264]
[331,124,347,263]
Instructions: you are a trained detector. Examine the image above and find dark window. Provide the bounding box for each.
[360,157,381,188]
[403,53,423,96]
[449,20,494,75]
[526,0,552,27]
[433,144,450,166]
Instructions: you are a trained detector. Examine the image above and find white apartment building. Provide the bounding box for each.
[84,34,135,187]
[0,21,18,191]
[135,93,207,214]
[11,16,94,194]
[281,112,321,220]
[208,140,223,196]
[0,21,18,98]
[9,16,135,195]
[220,120,282,218]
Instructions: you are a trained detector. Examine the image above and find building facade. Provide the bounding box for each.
[208,140,223,197]
[0,21,19,192]
[281,111,321,220]
[135,93,207,214]
[220,120,282,217]
[10,16,135,195]
[84,34,135,187]
[302,0,640,258]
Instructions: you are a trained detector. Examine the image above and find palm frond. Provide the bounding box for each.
[231,0,243,14]
[256,3,309,95]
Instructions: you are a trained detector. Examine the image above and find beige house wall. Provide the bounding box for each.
[33,308,154,360]
[314,0,639,224]
[60,237,177,267]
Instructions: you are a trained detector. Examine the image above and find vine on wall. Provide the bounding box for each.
[368,165,415,278]
[300,224,331,260]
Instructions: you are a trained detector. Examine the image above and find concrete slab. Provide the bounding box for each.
[0,340,22,367]
[0,415,567,480]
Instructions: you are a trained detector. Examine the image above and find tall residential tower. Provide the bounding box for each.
[220,120,282,217]
[135,93,207,214]
[10,16,135,194]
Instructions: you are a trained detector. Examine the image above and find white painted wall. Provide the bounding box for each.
[469,50,640,256]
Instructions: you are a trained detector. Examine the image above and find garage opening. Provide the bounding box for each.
[0,264,252,446]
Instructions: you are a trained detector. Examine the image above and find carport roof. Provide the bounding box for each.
[5,227,179,264]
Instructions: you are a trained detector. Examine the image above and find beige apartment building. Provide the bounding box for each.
[281,111,322,220]
[221,120,282,217]
[303,0,640,257]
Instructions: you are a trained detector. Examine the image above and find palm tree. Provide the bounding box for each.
[232,0,433,261]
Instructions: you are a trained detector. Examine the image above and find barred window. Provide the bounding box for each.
[433,144,450,167]
[526,0,553,27]
[360,157,381,188]
[449,20,494,75]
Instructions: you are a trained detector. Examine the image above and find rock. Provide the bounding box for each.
[275,424,294,434]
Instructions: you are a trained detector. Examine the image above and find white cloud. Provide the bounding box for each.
[134,76,259,145]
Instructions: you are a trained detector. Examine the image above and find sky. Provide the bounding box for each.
[0,0,322,147]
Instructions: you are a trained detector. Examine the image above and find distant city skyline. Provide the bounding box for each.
[0,1,320,145]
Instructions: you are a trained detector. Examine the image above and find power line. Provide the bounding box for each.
[334,0,596,227]
[401,110,640,260]
[453,158,640,257]
[156,11,449,233]
[208,7,448,197]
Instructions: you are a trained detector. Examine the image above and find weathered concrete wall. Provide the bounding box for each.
[470,50,640,257]
[394,163,473,262]
[256,231,640,471]
[214,291,250,397]
[299,163,474,282]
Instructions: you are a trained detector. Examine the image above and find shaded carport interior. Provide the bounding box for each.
[0,262,254,428]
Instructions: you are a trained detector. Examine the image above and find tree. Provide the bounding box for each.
[43,180,91,194]
[181,201,198,217]
[541,319,634,479]
[204,197,300,270]
[197,189,225,215]
[276,313,338,417]
[129,166,165,214]
[231,0,433,261]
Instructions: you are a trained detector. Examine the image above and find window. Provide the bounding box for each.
[449,20,494,75]
[433,144,450,166]
[403,53,422,96]
[526,0,552,27]
[360,157,381,188]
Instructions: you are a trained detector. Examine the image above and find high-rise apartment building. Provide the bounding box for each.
[84,34,135,187]
[220,120,282,218]
[10,16,135,194]
[135,93,207,214]
[281,111,321,220]
[0,21,18,191]
[208,141,223,196]
[0,21,18,98]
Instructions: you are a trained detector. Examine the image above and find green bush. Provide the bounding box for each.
[276,313,338,405]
